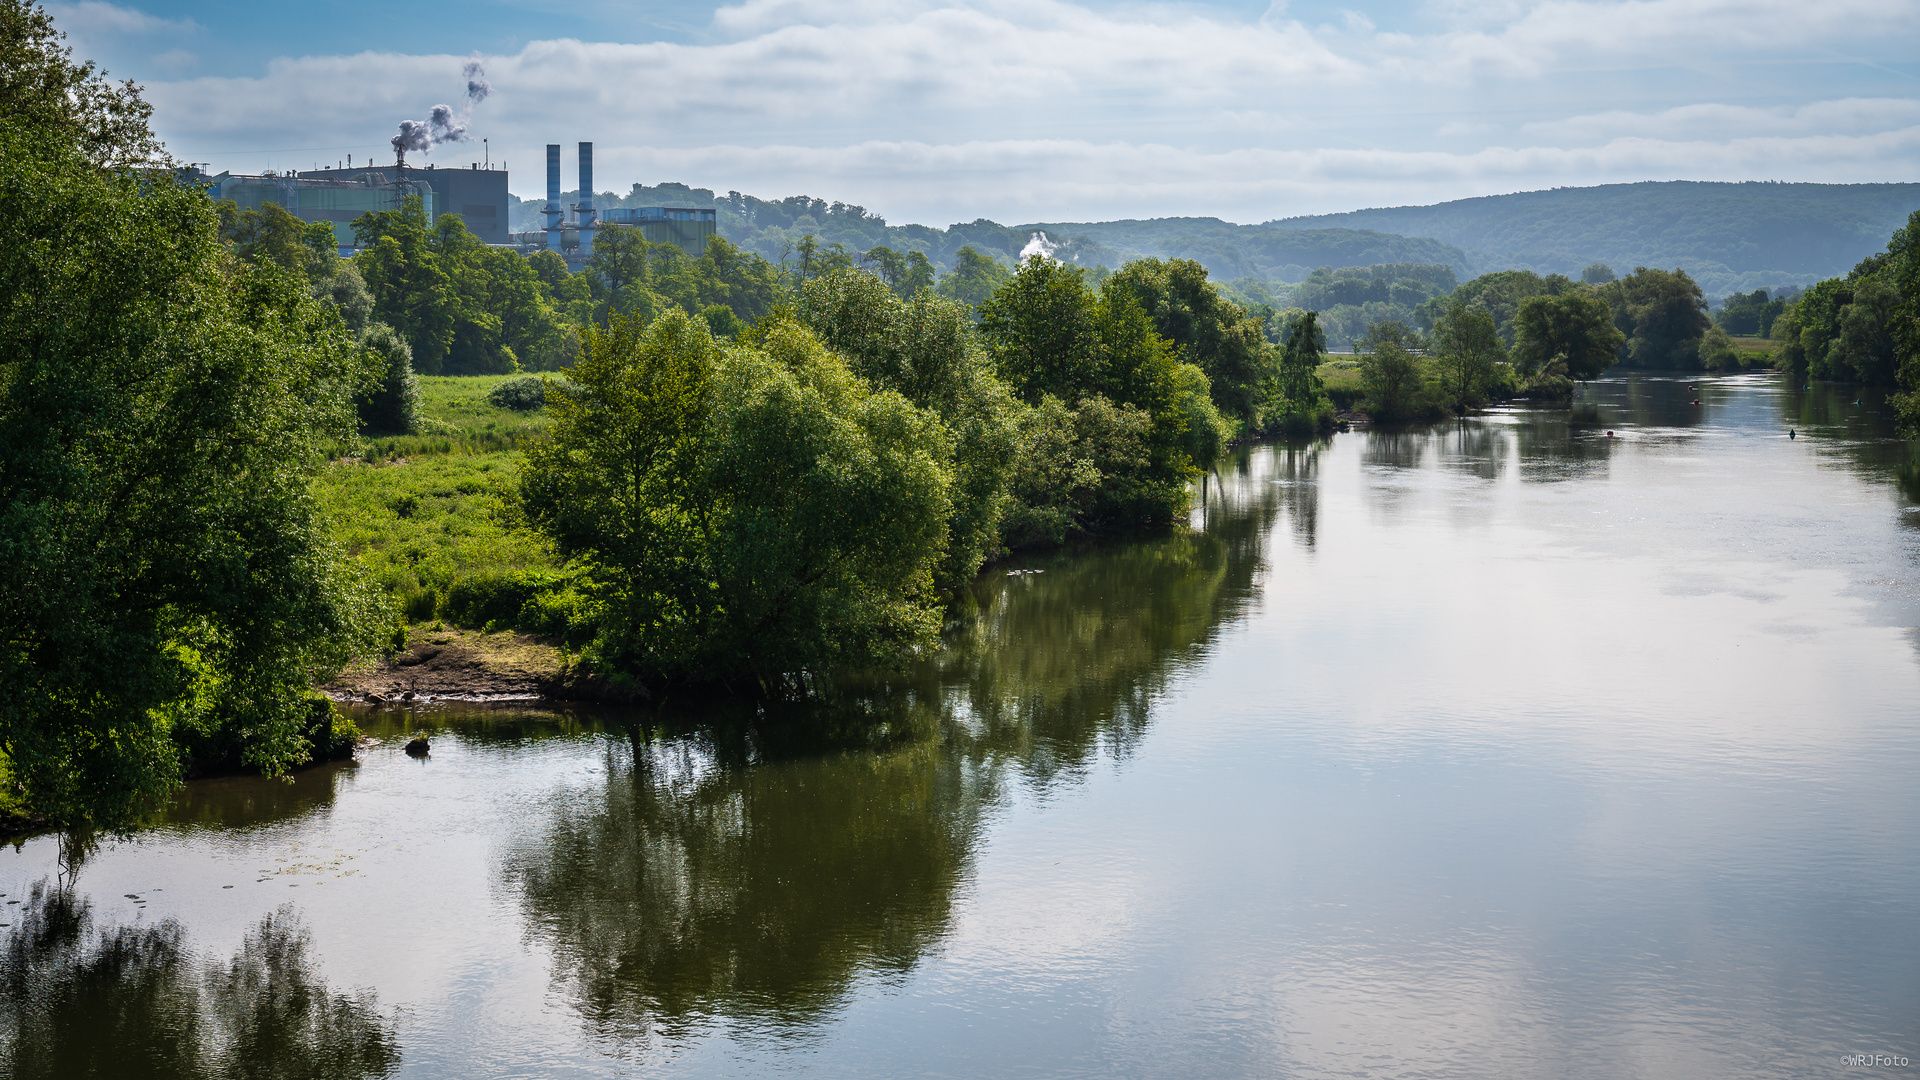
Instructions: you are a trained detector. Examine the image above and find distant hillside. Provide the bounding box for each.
[509,187,1469,284]
[1013,218,1469,282]
[1268,181,1920,295]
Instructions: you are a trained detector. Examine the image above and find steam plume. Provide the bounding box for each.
[390,58,492,164]
[1020,231,1062,262]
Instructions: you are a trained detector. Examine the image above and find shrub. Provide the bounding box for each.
[357,324,421,435]
[443,570,562,629]
[487,375,548,411]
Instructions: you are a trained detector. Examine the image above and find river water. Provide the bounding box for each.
[5,373,1918,1078]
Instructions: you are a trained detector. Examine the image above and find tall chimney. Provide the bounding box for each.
[577,141,596,259]
[543,144,562,253]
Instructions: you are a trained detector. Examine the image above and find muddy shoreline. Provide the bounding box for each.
[324,626,567,704]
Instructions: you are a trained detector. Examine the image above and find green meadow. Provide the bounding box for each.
[317,376,563,627]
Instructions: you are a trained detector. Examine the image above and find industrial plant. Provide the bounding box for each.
[509,142,718,268]
[194,141,714,268]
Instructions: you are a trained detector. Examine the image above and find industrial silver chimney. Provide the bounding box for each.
[543,144,562,253]
[577,141,596,259]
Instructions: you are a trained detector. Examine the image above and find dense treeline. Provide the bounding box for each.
[512,183,1472,286]
[510,252,1332,693]
[1770,213,1919,414]
[2,1,377,828]
[1714,288,1791,338]
[1271,180,1920,296]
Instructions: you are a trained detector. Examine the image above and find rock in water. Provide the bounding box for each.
[405,737,430,757]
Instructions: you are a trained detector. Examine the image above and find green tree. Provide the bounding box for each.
[1102,257,1270,424]
[1276,310,1326,405]
[1512,292,1623,381]
[970,257,1201,540]
[1884,210,1920,433]
[351,196,459,372]
[861,245,937,298]
[977,255,1101,403]
[217,200,335,279]
[585,230,782,335]
[0,0,164,167]
[1606,267,1710,368]
[1358,321,1425,420]
[1698,324,1742,372]
[356,324,421,435]
[519,311,955,693]
[797,269,1019,585]
[1431,300,1507,407]
[1443,270,1554,345]
[1580,263,1617,285]
[1715,287,1785,337]
[935,246,1012,307]
[0,125,382,828]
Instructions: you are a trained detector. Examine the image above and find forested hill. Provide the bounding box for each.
[1012,218,1468,283]
[1268,181,1920,295]
[510,187,1469,284]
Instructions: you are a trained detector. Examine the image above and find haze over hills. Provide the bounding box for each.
[509,187,1470,284]
[1269,181,1920,295]
[511,180,1920,298]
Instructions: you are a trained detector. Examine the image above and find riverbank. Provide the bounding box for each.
[324,625,566,703]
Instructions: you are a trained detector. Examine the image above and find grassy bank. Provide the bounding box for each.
[317,376,564,629]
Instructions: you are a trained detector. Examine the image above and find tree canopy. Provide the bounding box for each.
[519,311,954,693]
[1602,267,1711,369]
[1513,292,1623,380]
[0,120,381,827]
[0,0,164,167]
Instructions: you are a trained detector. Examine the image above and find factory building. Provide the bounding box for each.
[202,142,708,265]
[303,162,511,245]
[196,169,435,247]
[600,206,719,254]
[507,143,719,267]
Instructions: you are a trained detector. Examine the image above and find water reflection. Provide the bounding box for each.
[165,762,356,832]
[1437,419,1507,482]
[0,884,398,1079]
[498,453,1287,1052]
[1778,381,1920,505]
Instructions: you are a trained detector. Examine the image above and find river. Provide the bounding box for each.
[5,372,1917,1078]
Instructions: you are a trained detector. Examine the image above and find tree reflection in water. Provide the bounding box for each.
[0,883,399,1079]
[499,455,1286,1053]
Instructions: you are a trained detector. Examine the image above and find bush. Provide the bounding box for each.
[1265,398,1336,437]
[487,375,549,411]
[357,324,421,435]
[443,569,562,629]
[304,702,360,763]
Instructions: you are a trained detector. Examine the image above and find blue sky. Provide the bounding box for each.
[49,0,1920,225]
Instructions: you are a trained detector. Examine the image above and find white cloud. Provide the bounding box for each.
[1524,98,1920,144]
[507,127,1920,223]
[46,0,194,36]
[141,0,1920,222]
[151,48,198,73]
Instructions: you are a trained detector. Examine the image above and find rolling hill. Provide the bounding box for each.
[1269,181,1920,295]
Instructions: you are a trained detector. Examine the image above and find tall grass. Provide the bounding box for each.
[316,376,566,629]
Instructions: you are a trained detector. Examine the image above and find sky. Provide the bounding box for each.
[47,0,1920,226]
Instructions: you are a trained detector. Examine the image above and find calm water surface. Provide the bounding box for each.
[6,373,1919,1078]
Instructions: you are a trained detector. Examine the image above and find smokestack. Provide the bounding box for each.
[544,144,562,253]
[577,142,596,258]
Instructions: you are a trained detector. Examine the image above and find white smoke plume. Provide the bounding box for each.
[1020,230,1062,262]
[391,58,491,164]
